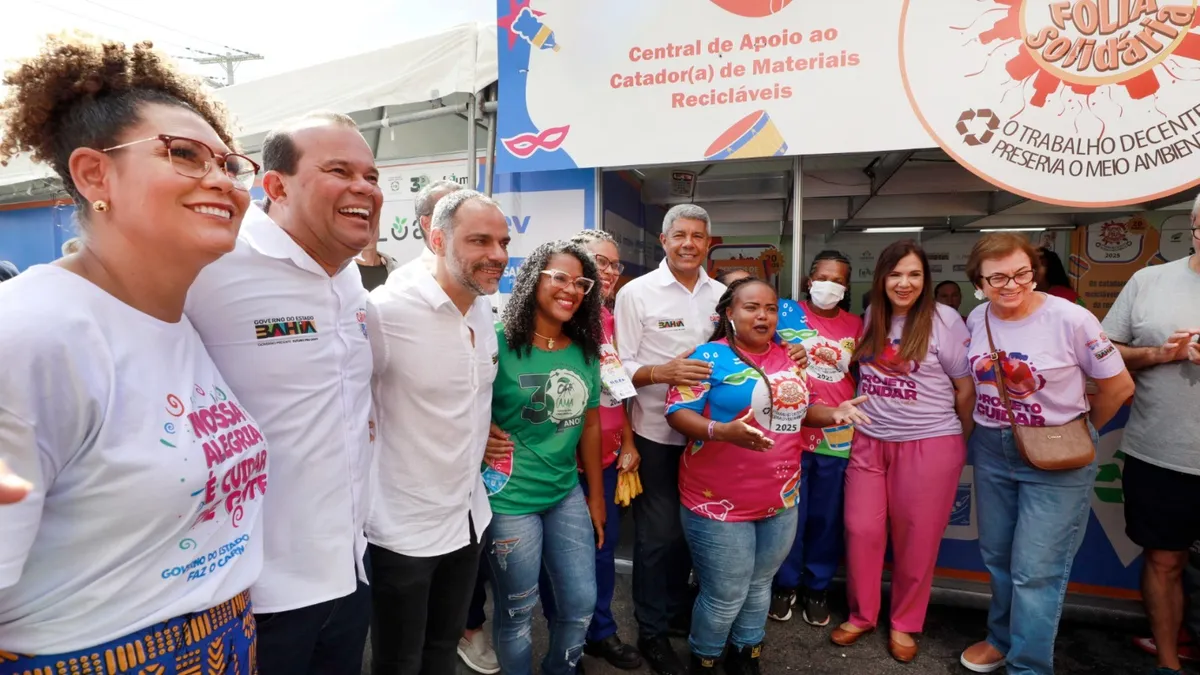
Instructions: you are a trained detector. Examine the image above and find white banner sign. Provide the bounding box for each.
[495,0,930,172]
[497,0,1200,207]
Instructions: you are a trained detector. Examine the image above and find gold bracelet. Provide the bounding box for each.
[649,366,657,384]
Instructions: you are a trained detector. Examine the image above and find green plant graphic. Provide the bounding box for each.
[1094,449,1125,504]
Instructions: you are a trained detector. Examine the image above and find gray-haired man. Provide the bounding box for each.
[614,204,726,675]
[389,180,501,316]
[388,179,464,287]
[366,188,509,674]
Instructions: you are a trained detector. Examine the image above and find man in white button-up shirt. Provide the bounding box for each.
[365,189,509,675]
[390,179,504,674]
[186,111,380,675]
[614,204,726,675]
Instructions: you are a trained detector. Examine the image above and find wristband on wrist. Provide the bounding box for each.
[649,366,658,384]
[707,420,717,440]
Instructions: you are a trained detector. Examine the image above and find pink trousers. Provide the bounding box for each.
[843,432,966,633]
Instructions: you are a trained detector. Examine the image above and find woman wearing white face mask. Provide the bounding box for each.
[769,251,865,629]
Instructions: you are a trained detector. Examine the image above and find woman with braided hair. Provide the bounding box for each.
[0,33,264,671]
[481,240,607,675]
[664,277,869,674]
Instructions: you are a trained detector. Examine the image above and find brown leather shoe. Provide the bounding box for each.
[888,636,918,663]
[830,623,872,646]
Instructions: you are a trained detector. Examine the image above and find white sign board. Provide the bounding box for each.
[902,0,1200,207]
[495,0,930,172]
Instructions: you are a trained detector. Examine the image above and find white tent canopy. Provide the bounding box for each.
[216,22,496,139]
[0,21,498,200]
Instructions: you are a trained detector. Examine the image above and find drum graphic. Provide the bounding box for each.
[704,110,788,161]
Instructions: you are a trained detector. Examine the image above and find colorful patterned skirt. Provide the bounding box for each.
[0,590,256,675]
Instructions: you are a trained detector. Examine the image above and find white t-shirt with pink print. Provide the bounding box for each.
[0,266,267,654]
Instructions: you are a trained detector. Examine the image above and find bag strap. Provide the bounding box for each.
[984,308,1021,429]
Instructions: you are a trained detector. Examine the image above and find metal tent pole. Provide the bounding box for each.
[466,93,478,190]
[483,86,498,197]
[791,156,805,300]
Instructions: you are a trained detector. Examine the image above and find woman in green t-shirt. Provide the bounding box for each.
[481,240,606,675]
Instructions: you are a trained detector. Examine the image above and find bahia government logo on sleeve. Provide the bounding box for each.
[900,1,1200,207]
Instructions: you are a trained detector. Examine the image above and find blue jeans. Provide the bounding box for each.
[486,484,597,675]
[683,506,799,658]
[774,451,847,592]
[541,463,622,642]
[972,425,1096,675]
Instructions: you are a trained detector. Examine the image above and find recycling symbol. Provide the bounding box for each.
[956,108,1000,146]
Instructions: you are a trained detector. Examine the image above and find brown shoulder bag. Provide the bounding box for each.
[983,309,1095,471]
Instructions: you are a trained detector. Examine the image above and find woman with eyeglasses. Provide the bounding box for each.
[482,241,606,675]
[0,35,265,671]
[958,234,1134,675]
[664,277,868,674]
[529,230,643,669]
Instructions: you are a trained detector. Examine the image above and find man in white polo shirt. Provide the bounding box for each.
[614,204,725,675]
[186,111,380,675]
[366,188,509,674]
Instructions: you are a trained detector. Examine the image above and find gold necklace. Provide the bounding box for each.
[534,331,562,349]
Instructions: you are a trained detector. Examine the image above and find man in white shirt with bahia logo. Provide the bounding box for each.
[366,188,509,674]
[614,204,726,675]
[186,110,380,675]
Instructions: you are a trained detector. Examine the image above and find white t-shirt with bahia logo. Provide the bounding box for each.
[0,266,268,655]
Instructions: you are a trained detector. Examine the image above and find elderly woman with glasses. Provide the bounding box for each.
[958,233,1134,675]
[481,240,607,675]
[0,34,265,672]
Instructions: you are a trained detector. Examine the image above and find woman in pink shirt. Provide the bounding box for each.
[664,278,867,674]
[832,241,975,663]
[536,230,643,670]
[959,234,1134,675]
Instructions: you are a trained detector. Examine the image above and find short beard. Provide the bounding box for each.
[446,242,499,297]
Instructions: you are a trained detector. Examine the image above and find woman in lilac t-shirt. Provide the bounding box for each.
[958,234,1134,675]
[832,241,975,663]
[664,278,867,674]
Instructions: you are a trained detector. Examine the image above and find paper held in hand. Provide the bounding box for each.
[600,343,637,401]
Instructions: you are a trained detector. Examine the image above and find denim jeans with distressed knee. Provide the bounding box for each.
[485,485,597,675]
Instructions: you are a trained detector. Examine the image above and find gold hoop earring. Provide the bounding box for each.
[92,200,109,212]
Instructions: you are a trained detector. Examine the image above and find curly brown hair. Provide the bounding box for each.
[0,32,235,210]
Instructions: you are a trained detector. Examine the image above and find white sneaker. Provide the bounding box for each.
[458,631,501,674]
